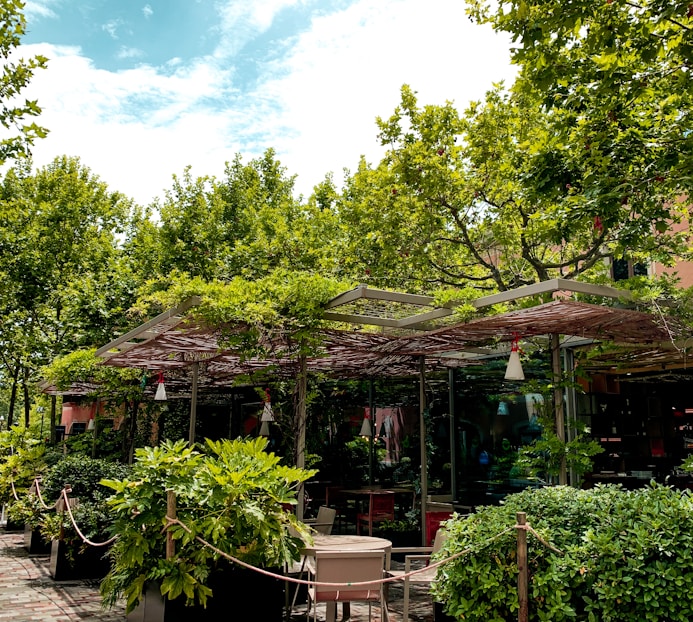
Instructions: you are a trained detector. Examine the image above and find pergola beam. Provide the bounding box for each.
[472,278,631,309]
[95,296,201,360]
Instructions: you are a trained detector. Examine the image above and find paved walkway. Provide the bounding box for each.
[0,528,435,621]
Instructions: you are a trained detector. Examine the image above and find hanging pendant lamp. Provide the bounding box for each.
[504,336,525,381]
[154,372,167,401]
[360,412,372,437]
[259,389,274,436]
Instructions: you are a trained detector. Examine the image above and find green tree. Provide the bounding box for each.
[0,157,137,428]
[467,0,693,265]
[0,0,48,163]
[335,83,691,294]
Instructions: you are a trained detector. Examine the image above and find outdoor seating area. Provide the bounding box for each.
[0,526,441,622]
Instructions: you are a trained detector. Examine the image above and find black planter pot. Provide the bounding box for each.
[49,539,111,581]
[4,516,24,531]
[434,600,456,621]
[127,565,285,622]
[24,524,51,554]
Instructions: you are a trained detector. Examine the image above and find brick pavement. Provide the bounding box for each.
[1,528,435,622]
[0,529,124,622]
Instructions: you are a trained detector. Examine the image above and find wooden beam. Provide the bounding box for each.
[472,278,631,309]
[95,296,201,359]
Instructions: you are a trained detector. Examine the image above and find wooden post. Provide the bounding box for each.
[166,491,177,560]
[517,512,528,622]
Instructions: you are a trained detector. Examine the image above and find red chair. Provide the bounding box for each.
[356,491,395,536]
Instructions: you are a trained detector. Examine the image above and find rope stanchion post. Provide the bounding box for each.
[166,491,176,560]
[59,484,71,541]
[517,512,529,622]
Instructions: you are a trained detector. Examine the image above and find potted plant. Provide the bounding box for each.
[10,492,52,553]
[100,437,314,621]
[379,508,421,549]
[0,431,48,532]
[39,454,130,580]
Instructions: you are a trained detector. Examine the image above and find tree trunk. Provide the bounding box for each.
[7,364,20,429]
[23,365,30,427]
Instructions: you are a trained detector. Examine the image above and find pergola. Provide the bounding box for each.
[92,279,689,528]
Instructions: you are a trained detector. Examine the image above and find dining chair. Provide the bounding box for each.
[356,491,395,536]
[385,528,448,621]
[306,549,386,622]
[304,505,337,535]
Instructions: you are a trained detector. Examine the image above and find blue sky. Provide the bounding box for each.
[19,1,516,205]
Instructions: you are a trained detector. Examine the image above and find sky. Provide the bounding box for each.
[18,0,517,206]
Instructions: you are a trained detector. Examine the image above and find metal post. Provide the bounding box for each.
[448,367,457,502]
[296,353,307,521]
[517,512,528,622]
[368,379,375,486]
[551,334,567,485]
[419,356,428,545]
[188,362,199,446]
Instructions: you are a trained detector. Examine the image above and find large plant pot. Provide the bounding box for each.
[24,524,51,554]
[434,600,456,621]
[127,564,284,622]
[49,539,111,581]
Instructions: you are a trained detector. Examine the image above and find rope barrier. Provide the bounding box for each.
[60,488,118,548]
[10,480,19,502]
[33,479,52,510]
[165,516,518,588]
[519,522,564,556]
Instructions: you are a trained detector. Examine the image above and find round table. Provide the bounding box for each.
[305,533,392,554]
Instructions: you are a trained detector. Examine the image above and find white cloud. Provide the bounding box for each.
[17,0,515,206]
[102,19,125,40]
[257,0,517,195]
[117,46,144,60]
[142,4,154,19]
[24,1,59,20]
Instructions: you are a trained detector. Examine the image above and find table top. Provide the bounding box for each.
[341,487,413,495]
[304,534,392,554]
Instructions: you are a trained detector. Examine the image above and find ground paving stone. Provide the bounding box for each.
[2,528,435,621]
[0,530,124,622]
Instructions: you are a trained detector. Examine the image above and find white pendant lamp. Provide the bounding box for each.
[504,336,525,381]
[360,412,372,437]
[154,372,167,401]
[259,389,274,436]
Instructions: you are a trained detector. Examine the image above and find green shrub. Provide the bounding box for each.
[39,455,130,551]
[100,437,315,613]
[432,484,693,622]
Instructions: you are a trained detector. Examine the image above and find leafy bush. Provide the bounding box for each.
[39,455,130,551]
[100,437,315,613]
[432,484,693,622]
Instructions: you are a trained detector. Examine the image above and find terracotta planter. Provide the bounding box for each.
[126,564,284,622]
[49,539,111,581]
[24,524,51,554]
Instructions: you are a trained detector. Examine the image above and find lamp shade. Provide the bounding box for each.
[504,339,525,381]
[261,400,275,422]
[87,418,95,431]
[259,420,270,436]
[360,415,372,437]
[154,372,167,401]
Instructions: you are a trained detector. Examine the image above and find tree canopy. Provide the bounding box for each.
[0,0,48,163]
